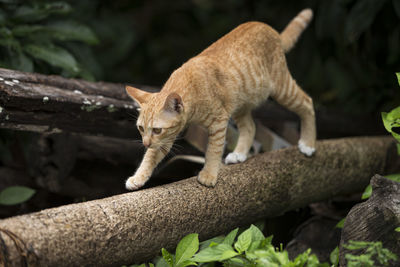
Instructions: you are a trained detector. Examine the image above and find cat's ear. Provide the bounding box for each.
[163,92,184,114]
[125,86,151,106]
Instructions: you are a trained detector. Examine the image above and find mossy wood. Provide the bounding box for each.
[0,136,395,266]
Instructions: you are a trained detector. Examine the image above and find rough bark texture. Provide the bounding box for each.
[0,68,151,139]
[0,136,395,267]
[339,174,400,266]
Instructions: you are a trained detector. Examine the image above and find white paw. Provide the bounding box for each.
[225,152,247,164]
[298,140,315,157]
[125,177,145,191]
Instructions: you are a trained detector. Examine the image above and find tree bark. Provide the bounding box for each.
[0,136,395,267]
[339,174,400,266]
[0,68,148,139]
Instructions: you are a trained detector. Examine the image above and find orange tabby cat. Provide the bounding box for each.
[125,9,316,190]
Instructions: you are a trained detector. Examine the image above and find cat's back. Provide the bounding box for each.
[199,21,283,59]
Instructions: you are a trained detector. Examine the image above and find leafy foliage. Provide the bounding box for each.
[381,75,400,148]
[329,247,339,267]
[0,186,35,205]
[132,225,331,267]
[0,1,99,80]
[362,74,400,199]
[127,225,399,267]
[343,240,398,267]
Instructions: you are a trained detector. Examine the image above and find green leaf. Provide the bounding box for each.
[176,260,197,267]
[12,22,98,45]
[12,25,45,36]
[222,228,238,246]
[381,107,400,143]
[336,218,345,229]
[396,73,400,86]
[395,227,400,232]
[249,224,265,241]
[46,21,99,45]
[199,236,224,250]
[24,44,79,73]
[234,228,252,253]
[161,248,174,267]
[385,173,400,182]
[259,236,273,249]
[343,240,371,250]
[248,240,262,252]
[192,244,238,262]
[362,185,372,199]
[0,186,35,205]
[225,257,246,266]
[13,2,72,22]
[175,233,199,267]
[330,246,339,267]
[154,256,170,267]
[149,263,155,267]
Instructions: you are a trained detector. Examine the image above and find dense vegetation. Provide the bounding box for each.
[126,224,397,267]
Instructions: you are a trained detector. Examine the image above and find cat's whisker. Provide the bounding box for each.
[126,111,138,120]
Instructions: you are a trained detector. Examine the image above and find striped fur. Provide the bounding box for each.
[125,8,316,190]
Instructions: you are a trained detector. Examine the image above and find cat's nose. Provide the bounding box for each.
[143,138,151,148]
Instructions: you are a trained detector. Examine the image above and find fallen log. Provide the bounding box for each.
[0,136,395,266]
[339,174,400,266]
[0,68,147,139]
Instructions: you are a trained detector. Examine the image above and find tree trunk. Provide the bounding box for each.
[339,174,400,267]
[0,136,395,267]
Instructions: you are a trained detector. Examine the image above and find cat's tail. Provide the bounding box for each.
[280,8,313,53]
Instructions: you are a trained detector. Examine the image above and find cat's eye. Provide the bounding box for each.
[138,125,144,132]
[152,128,162,134]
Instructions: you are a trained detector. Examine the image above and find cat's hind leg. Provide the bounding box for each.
[272,72,316,156]
[225,109,256,164]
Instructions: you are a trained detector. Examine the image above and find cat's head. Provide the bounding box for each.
[126,86,185,149]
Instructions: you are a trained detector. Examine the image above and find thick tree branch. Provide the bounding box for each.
[0,68,151,138]
[0,136,395,266]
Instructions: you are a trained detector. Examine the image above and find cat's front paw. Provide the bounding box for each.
[125,175,148,190]
[224,152,247,164]
[298,140,315,157]
[197,169,218,187]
